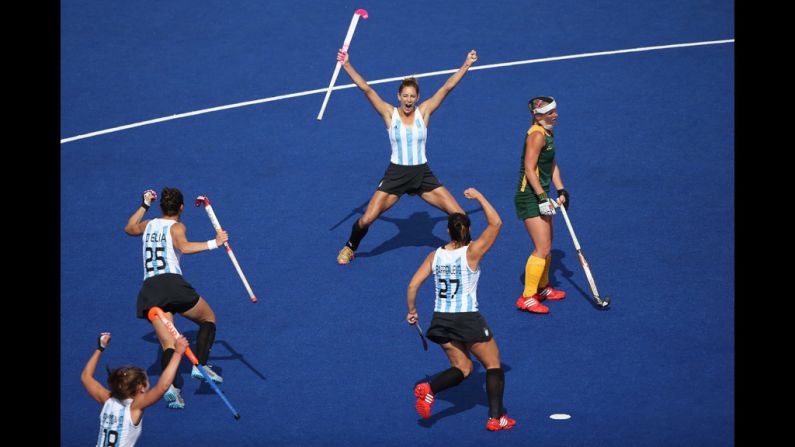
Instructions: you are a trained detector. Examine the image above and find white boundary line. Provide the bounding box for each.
[61,39,734,144]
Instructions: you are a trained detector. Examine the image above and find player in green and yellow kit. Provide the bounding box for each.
[514,96,569,314]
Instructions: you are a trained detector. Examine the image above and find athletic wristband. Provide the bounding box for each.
[97,346,105,352]
[207,239,218,250]
[141,202,150,211]
[535,191,549,202]
[557,189,570,207]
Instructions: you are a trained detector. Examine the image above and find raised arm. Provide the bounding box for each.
[124,190,157,235]
[418,50,478,124]
[170,223,228,255]
[81,333,112,404]
[338,50,393,127]
[130,336,188,414]
[463,188,502,269]
[406,250,435,325]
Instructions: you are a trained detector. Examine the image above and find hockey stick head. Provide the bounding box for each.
[195,195,210,207]
[147,306,164,322]
[355,9,368,19]
[415,322,428,351]
[596,296,611,309]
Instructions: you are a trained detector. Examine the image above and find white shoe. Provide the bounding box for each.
[163,385,185,409]
[192,364,223,384]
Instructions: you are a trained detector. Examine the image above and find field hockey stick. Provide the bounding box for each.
[408,316,428,351]
[414,320,428,351]
[554,201,611,309]
[316,8,369,120]
[195,196,257,303]
[147,307,241,419]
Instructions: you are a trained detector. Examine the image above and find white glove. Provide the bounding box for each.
[536,192,556,216]
[97,332,112,351]
[142,189,157,210]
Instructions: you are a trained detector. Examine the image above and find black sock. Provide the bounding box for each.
[429,367,466,394]
[161,348,183,388]
[196,321,216,365]
[346,221,369,251]
[486,368,505,419]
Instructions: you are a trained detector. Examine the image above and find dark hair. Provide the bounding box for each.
[528,96,554,114]
[159,187,184,216]
[106,365,148,400]
[399,77,420,95]
[448,213,472,246]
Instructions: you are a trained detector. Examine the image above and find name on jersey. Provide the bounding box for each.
[435,265,462,275]
[144,232,167,243]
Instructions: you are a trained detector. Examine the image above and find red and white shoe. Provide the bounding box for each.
[536,285,566,300]
[414,382,434,419]
[486,414,517,431]
[516,296,550,314]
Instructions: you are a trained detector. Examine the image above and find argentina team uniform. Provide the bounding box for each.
[96,398,142,447]
[377,107,443,195]
[389,107,427,165]
[425,245,493,344]
[142,219,182,280]
[432,245,479,312]
[135,218,200,319]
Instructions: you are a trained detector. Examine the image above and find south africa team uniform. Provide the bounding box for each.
[96,398,142,447]
[377,107,443,195]
[514,123,556,219]
[135,218,200,319]
[425,245,493,345]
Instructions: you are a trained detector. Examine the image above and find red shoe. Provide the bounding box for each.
[486,414,516,431]
[536,285,566,300]
[414,383,434,419]
[516,296,550,314]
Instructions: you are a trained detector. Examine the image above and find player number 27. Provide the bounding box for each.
[438,279,460,300]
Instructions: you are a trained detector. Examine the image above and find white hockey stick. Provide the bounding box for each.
[316,8,369,120]
[195,196,257,303]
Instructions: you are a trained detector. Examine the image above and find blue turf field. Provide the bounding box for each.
[61,1,734,445]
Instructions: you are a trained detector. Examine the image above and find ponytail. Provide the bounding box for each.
[447,213,471,246]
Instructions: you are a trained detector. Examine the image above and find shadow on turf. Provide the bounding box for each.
[414,363,513,427]
[518,249,604,309]
[142,331,266,396]
[355,207,484,259]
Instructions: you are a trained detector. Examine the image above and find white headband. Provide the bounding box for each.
[533,100,557,114]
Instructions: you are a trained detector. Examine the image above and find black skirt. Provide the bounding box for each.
[425,311,493,345]
[376,163,442,196]
[136,273,201,319]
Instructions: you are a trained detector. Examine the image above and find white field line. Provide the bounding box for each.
[61,39,734,144]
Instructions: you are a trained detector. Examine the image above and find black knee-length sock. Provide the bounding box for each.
[486,368,505,419]
[346,221,369,251]
[161,348,183,388]
[429,367,466,394]
[196,321,216,365]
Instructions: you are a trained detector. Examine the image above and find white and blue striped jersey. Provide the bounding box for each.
[96,398,142,447]
[389,107,427,166]
[432,245,480,313]
[142,218,182,280]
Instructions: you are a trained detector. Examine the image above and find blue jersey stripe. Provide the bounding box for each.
[454,257,462,312]
[162,234,170,273]
[115,403,126,442]
[406,120,414,165]
[395,120,403,164]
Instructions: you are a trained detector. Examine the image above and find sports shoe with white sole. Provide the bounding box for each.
[191,364,223,384]
[163,385,185,409]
